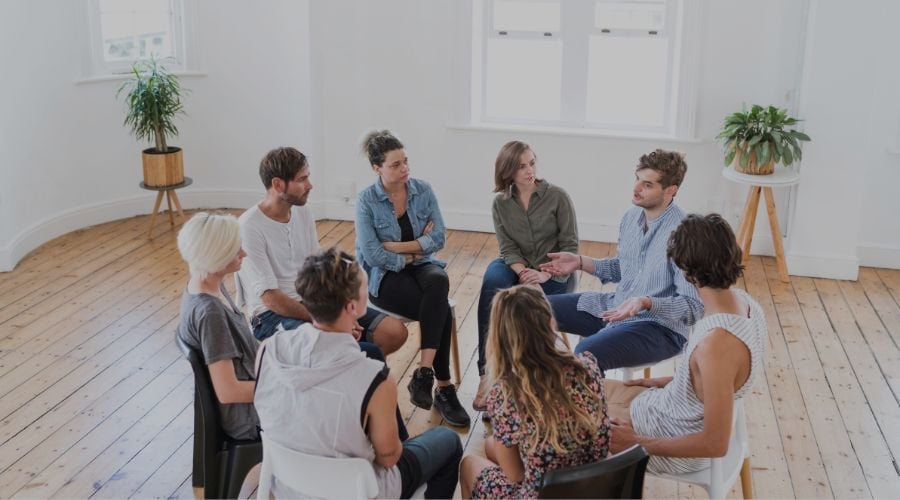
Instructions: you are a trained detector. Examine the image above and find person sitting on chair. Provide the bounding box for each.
[175,212,258,440]
[460,286,611,499]
[605,214,766,474]
[474,140,579,412]
[355,130,470,427]
[253,248,463,499]
[539,150,703,372]
[236,146,407,360]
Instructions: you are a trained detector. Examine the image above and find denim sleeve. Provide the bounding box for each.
[415,183,446,254]
[355,195,406,272]
[648,260,704,326]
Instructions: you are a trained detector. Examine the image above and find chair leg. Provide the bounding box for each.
[192,396,204,487]
[450,309,462,386]
[740,457,753,499]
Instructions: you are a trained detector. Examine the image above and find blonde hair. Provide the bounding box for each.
[177,212,242,279]
[487,286,601,454]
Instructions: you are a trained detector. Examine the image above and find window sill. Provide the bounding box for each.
[446,122,703,143]
[75,71,207,85]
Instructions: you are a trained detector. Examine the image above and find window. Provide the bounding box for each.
[87,0,193,75]
[474,0,697,137]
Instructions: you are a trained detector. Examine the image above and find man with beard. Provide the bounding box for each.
[237,147,408,358]
[540,149,703,371]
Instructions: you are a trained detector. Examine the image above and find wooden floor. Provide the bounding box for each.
[1,211,899,499]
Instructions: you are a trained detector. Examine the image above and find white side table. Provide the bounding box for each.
[722,167,800,283]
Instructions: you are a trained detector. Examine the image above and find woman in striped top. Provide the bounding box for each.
[605,213,766,474]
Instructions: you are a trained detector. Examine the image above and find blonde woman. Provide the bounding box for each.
[175,212,259,440]
[460,286,610,499]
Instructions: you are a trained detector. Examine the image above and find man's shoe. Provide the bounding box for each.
[434,384,471,428]
[407,367,435,409]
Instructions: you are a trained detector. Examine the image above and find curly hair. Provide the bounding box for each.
[487,286,603,454]
[361,130,404,167]
[667,213,744,289]
[636,149,687,188]
[294,247,363,324]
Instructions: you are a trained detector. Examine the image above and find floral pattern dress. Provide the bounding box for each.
[472,352,610,499]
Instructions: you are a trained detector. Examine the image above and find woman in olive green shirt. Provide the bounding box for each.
[474,140,579,411]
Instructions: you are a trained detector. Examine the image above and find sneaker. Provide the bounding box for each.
[408,367,435,409]
[434,384,471,428]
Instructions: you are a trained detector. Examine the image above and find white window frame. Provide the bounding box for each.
[86,0,199,76]
[471,0,701,139]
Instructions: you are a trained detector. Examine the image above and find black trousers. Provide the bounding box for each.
[371,263,453,381]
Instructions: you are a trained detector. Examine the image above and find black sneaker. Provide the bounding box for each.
[434,384,471,428]
[408,367,435,409]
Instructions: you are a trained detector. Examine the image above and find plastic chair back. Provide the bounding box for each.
[177,335,262,499]
[539,444,650,499]
[258,432,379,499]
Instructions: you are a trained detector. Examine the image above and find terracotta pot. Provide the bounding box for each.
[732,144,775,175]
[142,147,184,187]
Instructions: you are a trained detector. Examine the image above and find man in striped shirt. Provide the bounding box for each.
[540,150,703,371]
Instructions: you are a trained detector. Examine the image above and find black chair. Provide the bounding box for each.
[176,336,262,499]
[539,444,650,499]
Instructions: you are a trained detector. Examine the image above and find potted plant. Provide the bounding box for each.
[717,104,811,175]
[118,58,188,187]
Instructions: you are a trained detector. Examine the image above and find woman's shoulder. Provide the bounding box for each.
[542,181,572,199]
[409,177,434,193]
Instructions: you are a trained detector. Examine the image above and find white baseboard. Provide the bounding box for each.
[857,243,900,270]
[786,252,860,281]
[0,189,263,272]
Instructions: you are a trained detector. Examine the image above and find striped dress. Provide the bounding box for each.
[629,288,766,474]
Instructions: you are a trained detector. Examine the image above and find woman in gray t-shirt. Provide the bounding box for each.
[175,212,260,440]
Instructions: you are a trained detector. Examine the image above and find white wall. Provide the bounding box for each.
[2,0,899,276]
[307,1,809,243]
[0,0,313,271]
[787,0,900,278]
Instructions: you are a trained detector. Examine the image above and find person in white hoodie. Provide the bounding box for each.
[254,247,463,499]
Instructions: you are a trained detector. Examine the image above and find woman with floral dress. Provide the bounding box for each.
[459,286,610,499]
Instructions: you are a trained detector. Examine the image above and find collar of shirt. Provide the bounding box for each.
[374,176,420,202]
[636,200,680,228]
[506,179,549,200]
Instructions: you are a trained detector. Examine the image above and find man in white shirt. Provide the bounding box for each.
[237,147,408,359]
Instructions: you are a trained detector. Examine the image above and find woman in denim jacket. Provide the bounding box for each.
[355,130,470,428]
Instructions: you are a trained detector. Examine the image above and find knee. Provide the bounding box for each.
[374,317,408,355]
[433,426,463,461]
[480,273,515,295]
[424,270,450,295]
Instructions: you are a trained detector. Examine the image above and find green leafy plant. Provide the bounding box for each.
[718,104,810,170]
[117,58,187,152]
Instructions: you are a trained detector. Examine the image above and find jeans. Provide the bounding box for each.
[397,427,463,499]
[476,258,569,375]
[371,263,454,381]
[547,293,687,370]
[252,308,384,342]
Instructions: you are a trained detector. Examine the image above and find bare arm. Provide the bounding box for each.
[208,359,255,404]
[366,374,403,468]
[260,289,312,321]
[486,436,525,484]
[610,331,741,457]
